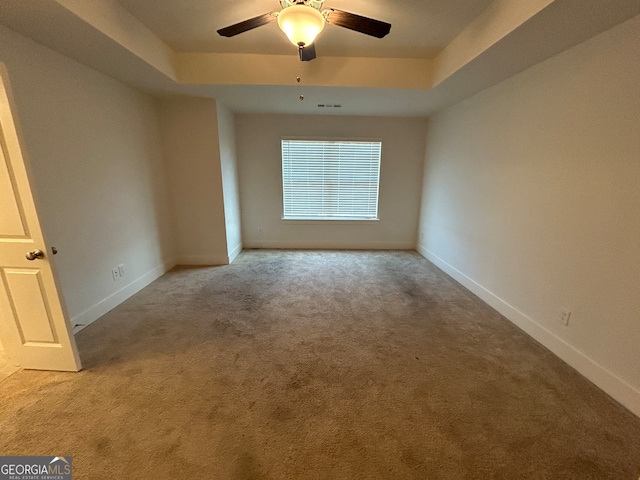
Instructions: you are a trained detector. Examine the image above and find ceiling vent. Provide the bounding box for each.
[317,104,342,108]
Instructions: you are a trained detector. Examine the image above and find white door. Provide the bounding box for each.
[0,64,81,372]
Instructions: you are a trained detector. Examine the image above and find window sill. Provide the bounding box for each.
[281,218,380,225]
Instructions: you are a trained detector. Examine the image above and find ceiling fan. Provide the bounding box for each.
[217,0,392,62]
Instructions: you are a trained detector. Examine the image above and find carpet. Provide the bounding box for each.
[1,250,639,479]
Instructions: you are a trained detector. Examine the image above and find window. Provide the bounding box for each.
[281,139,381,220]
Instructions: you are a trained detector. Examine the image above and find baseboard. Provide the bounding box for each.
[228,243,242,264]
[175,254,229,265]
[243,240,415,250]
[71,257,176,334]
[417,244,640,419]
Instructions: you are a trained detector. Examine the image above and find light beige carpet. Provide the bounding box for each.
[1,250,639,479]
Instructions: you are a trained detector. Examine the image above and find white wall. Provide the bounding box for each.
[0,25,176,329]
[159,97,229,265]
[217,102,242,262]
[418,14,640,416]
[237,114,427,249]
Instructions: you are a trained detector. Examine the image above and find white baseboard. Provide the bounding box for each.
[243,240,415,250]
[228,244,242,264]
[417,244,640,419]
[71,257,176,334]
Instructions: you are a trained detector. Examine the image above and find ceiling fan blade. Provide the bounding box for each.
[217,13,276,37]
[326,9,391,38]
[299,44,317,62]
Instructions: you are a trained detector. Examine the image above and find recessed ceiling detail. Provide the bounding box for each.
[117,0,493,58]
[1,0,639,117]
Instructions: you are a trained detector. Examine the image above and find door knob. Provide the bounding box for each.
[25,249,44,261]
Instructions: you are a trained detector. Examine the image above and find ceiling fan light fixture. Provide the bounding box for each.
[277,5,325,47]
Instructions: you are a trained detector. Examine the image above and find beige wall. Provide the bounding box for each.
[237,114,427,249]
[217,102,242,262]
[159,97,229,265]
[0,25,175,329]
[418,15,640,416]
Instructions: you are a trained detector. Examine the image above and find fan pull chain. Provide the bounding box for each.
[297,62,304,101]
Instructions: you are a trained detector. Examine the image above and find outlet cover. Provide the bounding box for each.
[559,307,571,326]
[118,264,125,277]
[111,268,119,281]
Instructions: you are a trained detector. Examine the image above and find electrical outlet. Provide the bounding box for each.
[559,307,571,326]
[118,264,125,277]
[111,268,119,281]
[258,227,264,235]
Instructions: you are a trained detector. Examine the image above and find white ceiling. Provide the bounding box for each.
[116,0,492,58]
[1,0,639,117]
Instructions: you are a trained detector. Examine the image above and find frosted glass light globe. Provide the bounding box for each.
[277,5,325,47]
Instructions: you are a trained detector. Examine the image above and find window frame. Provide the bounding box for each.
[280,137,383,222]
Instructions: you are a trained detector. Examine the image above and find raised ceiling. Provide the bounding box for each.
[116,0,492,58]
[0,0,639,116]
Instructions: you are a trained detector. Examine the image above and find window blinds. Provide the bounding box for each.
[281,140,381,220]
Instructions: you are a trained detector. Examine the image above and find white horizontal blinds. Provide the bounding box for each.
[282,140,381,219]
